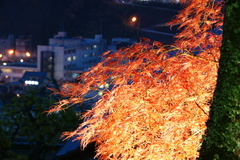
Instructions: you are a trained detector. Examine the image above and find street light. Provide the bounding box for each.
[26,52,31,62]
[8,49,14,61]
[26,52,31,57]
[8,49,14,55]
[131,16,140,37]
[131,16,137,22]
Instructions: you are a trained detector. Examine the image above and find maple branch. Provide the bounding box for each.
[195,102,209,117]
[180,53,219,63]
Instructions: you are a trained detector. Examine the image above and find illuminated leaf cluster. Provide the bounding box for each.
[48,0,224,159]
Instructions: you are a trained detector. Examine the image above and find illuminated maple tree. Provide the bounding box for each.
[48,0,224,159]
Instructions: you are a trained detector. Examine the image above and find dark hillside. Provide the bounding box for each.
[0,0,181,47]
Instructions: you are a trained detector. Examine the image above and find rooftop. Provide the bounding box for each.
[2,62,37,68]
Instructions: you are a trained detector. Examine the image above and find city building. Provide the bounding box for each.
[0,62,37,83]
[0,35,33,62]
[0,32,136,90]
[19,71,49,87]
[37,32,107,81]
[0,35,15,61]
[14,36,32,61]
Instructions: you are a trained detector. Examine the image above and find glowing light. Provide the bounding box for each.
[26,52,31,57]
[131,16,137,22]
[0,54,2,58]
[24,80,39,85]
[20,59,24,62]
[8,50,14,55]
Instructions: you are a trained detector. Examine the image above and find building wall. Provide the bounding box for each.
[0,35,15,61]
[37,45,64,81]
[0,65,37,83]
[37,33,106,81]
[14,36,32,61]
[0,35,32,62]
[54,47,65,80]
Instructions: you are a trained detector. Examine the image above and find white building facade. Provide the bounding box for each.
[37,32,106,81]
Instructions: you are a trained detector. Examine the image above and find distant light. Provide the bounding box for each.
[72,73,78,78]
[73,56,76,60]
[16,94,20,97]
[0,54,2,58]
[131,16,137,22]
[24,80,39,85]
[3,62,7,65]
[8,49,14,55]
[26,52,31,57]
[67,57,72,61]
[20,59,24,62]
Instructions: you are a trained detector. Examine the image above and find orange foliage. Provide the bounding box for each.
[48,0,224,159]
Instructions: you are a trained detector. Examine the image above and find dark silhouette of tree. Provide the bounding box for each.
[1,89,79,160]
[200,0,240,159]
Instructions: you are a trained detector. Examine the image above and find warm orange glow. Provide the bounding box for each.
[8,49,14,55]
[0,54,2,58]
[26,52,31,57]
[131,16,137,22]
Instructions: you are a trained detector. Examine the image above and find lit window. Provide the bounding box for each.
[84,54,88,57]
[93,45,97,49]
[72,73,78,78]
[67,57,72,61]
[73,56,76,60]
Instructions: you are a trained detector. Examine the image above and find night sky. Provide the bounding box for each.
[0,0,181,47]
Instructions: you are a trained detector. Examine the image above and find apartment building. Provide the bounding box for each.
[0,35,32,62]
[37,32,106,81]
[0,35,14,61]
[14,36,32,61]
